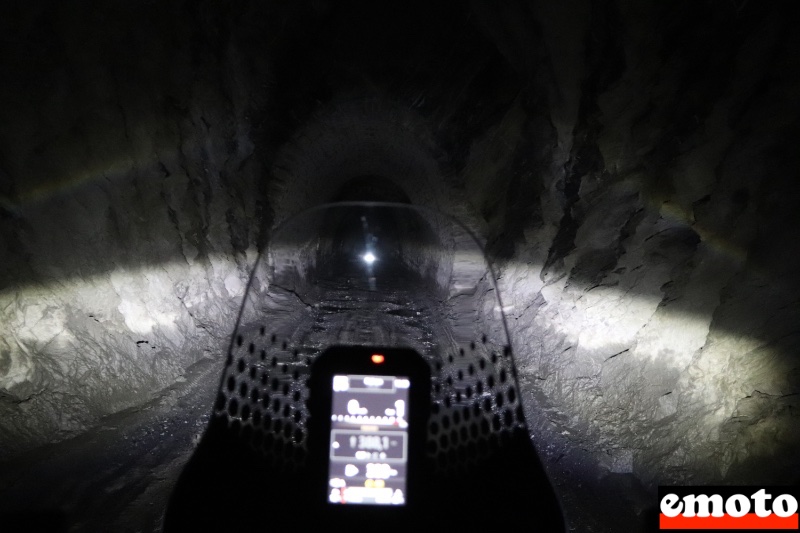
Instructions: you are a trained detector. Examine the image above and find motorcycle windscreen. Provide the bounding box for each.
[167,202,564,532]
[225,203,516,468]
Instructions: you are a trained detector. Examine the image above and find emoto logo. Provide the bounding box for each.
[658,487,799,530]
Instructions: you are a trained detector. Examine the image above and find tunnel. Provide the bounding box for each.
[1,0,799,531]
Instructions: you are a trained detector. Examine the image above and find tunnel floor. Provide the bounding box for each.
[0,353,219,532]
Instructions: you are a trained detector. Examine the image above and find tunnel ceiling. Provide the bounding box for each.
[1,0,800,529]
[332,176,412,203]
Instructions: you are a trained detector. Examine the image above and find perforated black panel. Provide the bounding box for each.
[426,342,523,472]
[215,326,522,473]
[215,328,316,467]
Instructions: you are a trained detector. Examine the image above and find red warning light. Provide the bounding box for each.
[371,354,385,364]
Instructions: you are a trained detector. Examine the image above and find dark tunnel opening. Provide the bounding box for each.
[318,205,443,292]
[323,177,426,289]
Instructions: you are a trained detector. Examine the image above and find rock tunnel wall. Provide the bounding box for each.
[471,0,800,488]
[0,0,798,511]
[0,0,266,454]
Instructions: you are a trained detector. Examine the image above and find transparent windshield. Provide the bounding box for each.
[170,203,564,532]
[218,202,522,468]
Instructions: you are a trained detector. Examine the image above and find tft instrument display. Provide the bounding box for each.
[327,374,410,506]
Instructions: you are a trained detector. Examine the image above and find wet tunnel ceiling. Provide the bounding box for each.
[0,1,799,528]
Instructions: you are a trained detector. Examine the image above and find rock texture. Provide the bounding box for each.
[477,0,800,491]
[1,0,799,530]
[0,0,269,453]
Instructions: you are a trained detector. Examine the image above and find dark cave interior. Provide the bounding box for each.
[1,1,799,531]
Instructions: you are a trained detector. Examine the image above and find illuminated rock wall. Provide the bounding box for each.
[467,0,800,491]
[0,1,266,453]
